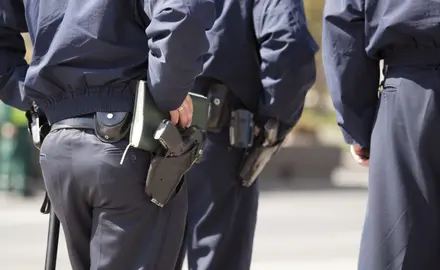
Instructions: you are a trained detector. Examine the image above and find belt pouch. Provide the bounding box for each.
[94,112,131,143]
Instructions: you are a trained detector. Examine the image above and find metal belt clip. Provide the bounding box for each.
[25,102,50,150]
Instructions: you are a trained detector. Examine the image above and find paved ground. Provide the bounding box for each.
[0,185,368,270]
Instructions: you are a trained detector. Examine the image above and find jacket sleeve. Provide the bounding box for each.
[322,0,379,147]
[253,0,318,126]
[142,0,215,112]
[0,0,31,111]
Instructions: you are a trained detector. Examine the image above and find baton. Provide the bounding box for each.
[41,193,60,270]
[26,105,59,269]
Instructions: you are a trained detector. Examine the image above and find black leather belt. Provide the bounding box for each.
[51,115,95,131]
[383,48,440,66]
[51,113,131,143]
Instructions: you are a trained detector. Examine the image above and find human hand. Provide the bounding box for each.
[350,145,369,167]
[169,95,193,128]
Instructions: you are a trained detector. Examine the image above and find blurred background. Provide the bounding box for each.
[0,1,370,269]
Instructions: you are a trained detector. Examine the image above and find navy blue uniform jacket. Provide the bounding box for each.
[0,0,215,123]
[323,0,440,147]
[196,0,318,125]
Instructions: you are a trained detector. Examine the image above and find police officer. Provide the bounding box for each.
[179,0,318,269]
[1,0,214,269]
[323,1,440,269]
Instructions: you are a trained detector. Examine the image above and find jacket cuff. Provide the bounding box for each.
[341,128,369,148]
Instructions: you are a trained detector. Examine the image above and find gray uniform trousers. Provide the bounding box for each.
[359,65,440,270]
[39,128,188,270]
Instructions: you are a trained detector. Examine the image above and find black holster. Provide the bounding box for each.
[205,84,286,188]
[145,123,205,207]
[238,119,286,187]
[206,83,232,133]
[145,144,200,207]
[206,83,254,148]
[239,139,283,187]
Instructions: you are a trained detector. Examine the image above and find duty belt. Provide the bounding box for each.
[383,48,440,66]
[51,112,131,143]
[51,114,95,131]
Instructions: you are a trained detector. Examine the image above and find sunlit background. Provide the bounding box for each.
[0,1,370,269]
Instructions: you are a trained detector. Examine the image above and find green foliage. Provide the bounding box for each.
[304,0,325,41]
[22,34,32,63]
[297,1,339,135]
[294,108,336,134]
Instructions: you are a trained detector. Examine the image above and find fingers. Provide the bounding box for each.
[351,152,369,167]
[169,110,179,125]
[178,106,189,128]
[350,145,369,167]
[186,95,193,114]
[355,157,369,167]
[350,145,357,158]
[186,96,193,127]
[169,95,194,128]
[360,159,369,167]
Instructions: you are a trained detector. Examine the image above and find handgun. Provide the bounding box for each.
[154,120,187,156]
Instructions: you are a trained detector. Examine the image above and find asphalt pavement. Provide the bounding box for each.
[0,183,368,270]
